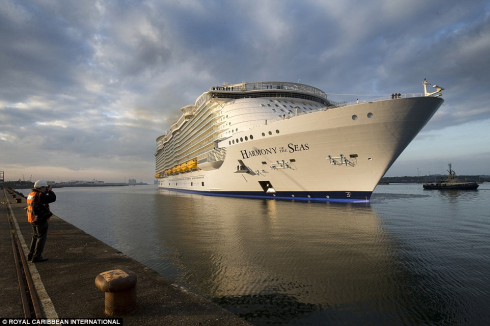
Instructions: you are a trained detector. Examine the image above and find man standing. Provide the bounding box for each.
[26,180,56,262]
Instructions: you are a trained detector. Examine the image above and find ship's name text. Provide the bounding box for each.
[240,143,309,160]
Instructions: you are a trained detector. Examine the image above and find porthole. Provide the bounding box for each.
[352,115,358,120]
[367,112,373,118]
[276,130,279,134]
[232,140,235,144]
[250,135,254,140]
[229,141,231,145]
[245,136,248,141]
[262,132,265,137]
[236,139,239,143]
[268,131,272,135]
[240,137,243,142]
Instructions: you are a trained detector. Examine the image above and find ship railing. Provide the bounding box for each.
[340,92,426,107]
[195,82,327,106]
[197,82,329,106]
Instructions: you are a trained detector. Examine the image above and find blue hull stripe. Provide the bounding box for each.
[160,188,372,203]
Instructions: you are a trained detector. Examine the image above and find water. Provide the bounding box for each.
[24,184,490,325]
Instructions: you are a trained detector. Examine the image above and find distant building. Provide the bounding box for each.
[128,179,137,185]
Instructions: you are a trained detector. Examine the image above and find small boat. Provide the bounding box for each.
[423,164,479,190]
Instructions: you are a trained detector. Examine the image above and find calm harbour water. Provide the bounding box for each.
[27,184,490,325]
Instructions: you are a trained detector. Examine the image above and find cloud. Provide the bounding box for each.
[1,0,490,182]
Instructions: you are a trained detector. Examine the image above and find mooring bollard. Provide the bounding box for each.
[95,269,137,316]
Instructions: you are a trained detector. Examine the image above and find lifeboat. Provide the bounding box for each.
[180,162,188,172]
[155,173,161,178]
[187,158,198,170]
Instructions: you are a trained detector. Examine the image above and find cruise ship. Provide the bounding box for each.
[155,80,444,202]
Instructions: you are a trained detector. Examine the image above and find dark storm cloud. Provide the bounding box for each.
[1,0,490,181]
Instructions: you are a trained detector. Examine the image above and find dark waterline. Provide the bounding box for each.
[22,184,490,325]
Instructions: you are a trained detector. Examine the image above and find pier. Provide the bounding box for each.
[1,188,249,325]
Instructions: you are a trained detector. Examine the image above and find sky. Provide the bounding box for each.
[1,0,490,183]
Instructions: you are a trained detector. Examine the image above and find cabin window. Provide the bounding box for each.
[250,135,254,140]
[268,131,272,135]
[352,115,358,120]
[202,182,204,186]
[245,136,248,141]
[367,112,373,118]
[262,132,265,136]
[276,130,280,134]
[191,182,193,186]
[240,137,243,142]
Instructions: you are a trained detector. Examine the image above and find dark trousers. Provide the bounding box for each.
[29,221,49,258]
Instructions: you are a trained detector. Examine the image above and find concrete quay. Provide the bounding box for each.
[1,189,250,325]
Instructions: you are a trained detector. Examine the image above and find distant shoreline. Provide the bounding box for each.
[1,181,149,189]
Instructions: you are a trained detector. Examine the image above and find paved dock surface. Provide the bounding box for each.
[1,189,250,325]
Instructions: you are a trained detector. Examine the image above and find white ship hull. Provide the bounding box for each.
[157,95,443,202]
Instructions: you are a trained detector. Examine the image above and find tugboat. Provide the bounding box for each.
[423,164,479,190]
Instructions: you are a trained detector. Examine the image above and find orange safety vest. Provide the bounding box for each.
[26,190,48,223]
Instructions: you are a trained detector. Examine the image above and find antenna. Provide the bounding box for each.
[423,79,443,97]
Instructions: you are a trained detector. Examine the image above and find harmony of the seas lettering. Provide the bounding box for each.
[240,143,309,160]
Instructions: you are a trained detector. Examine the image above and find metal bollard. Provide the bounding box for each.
[95,269,137,316]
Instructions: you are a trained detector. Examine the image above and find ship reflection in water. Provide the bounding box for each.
[148,189,467,325]
[49,185,490,325]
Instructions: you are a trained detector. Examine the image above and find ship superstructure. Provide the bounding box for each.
[155,80,444,202]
